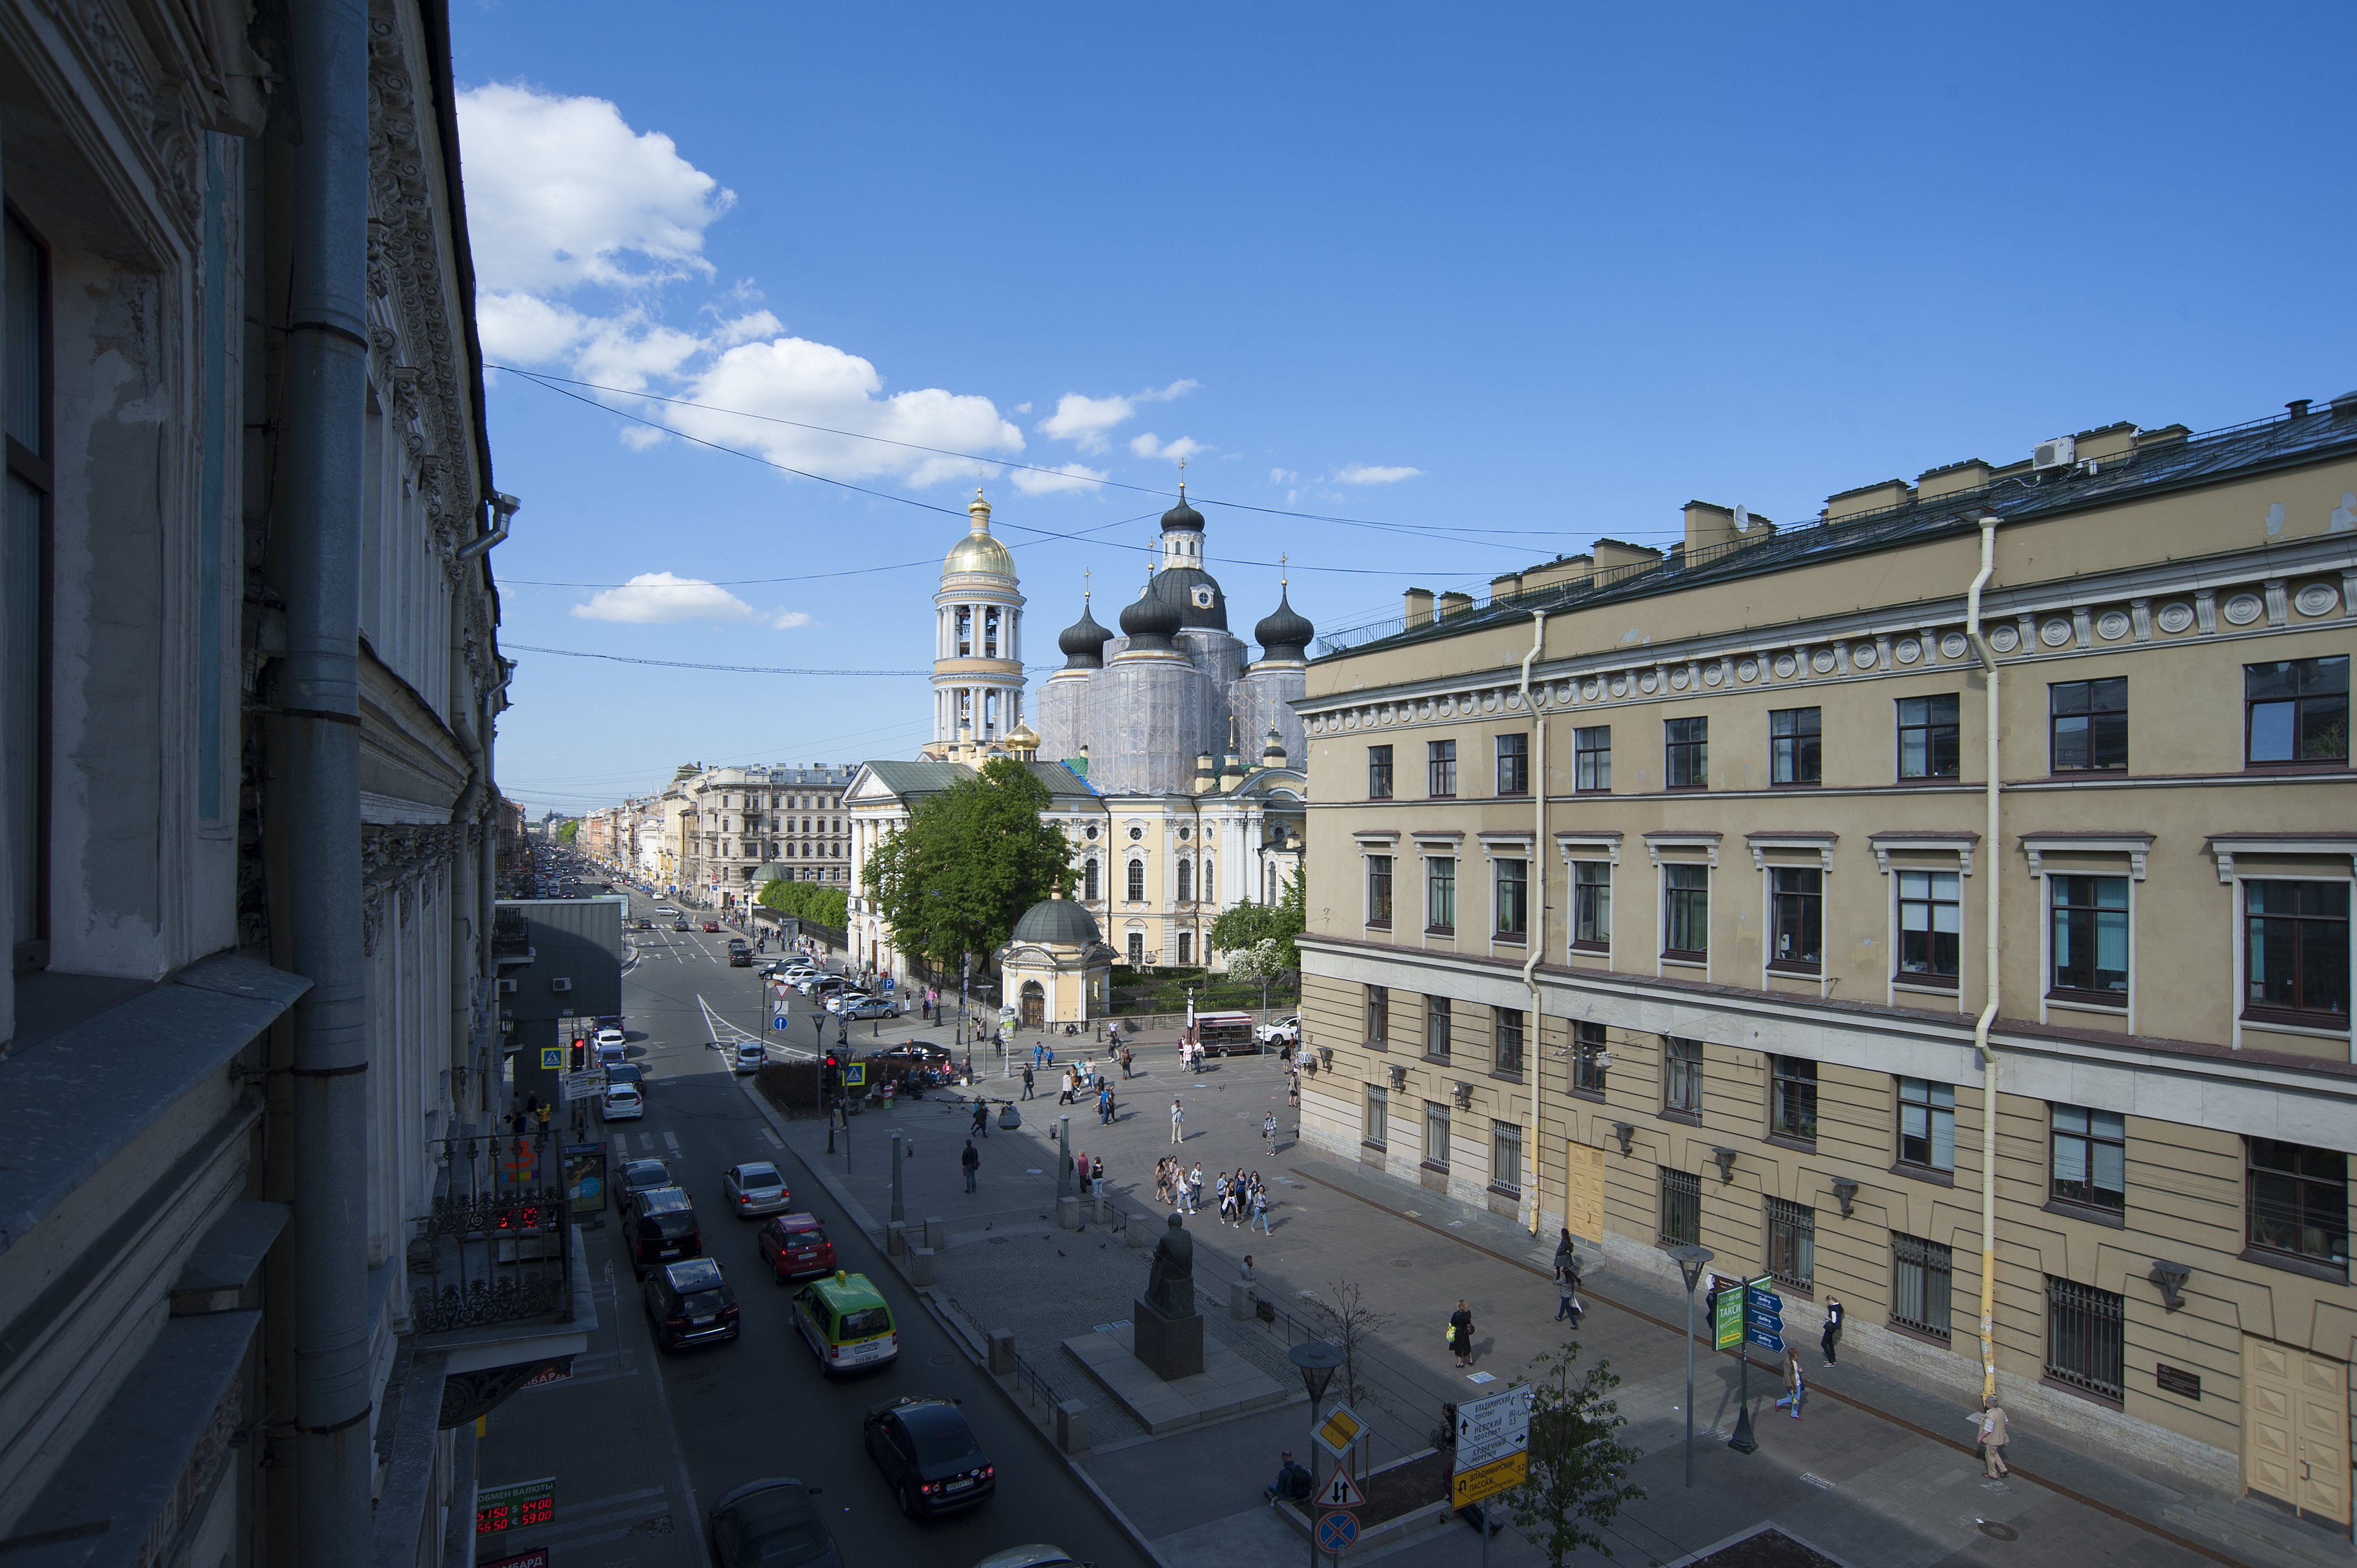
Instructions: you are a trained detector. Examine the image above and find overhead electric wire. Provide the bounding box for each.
[504,643,934,677]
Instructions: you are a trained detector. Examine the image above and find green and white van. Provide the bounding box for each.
[793,1270,897,1375]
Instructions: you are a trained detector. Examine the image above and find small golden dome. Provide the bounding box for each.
[943,487,1016,578]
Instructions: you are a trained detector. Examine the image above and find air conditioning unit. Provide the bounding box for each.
[497,978,518,994]
[549,977,572,993]
[2032,435,2076,471]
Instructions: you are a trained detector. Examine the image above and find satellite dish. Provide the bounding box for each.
[1732,504,1749,532]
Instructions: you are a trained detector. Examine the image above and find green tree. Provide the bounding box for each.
[864,757,1069,969]
[554,819,580,845]
[756,879,849,929]
[1207,865,1306,971]
[1506,1341,1645,1566]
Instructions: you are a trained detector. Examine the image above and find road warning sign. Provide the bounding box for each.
[1317,1464,1366,1511]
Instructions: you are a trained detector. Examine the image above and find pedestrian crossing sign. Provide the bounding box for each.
[842,1061,866,1088]
[1313,1401,1364,1457]
[538,1046,563,1070]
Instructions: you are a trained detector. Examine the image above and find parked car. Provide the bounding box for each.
[703,920,723,933]
[627,1187,702,1277]
[842,995,898,1021]
[606,1062,648,1094]
[757,1213,836,1282]
[861,1396,994,1518]
[973,1551,1087,1568]
[643,1257,740,1352]
[723,1161,791,1217]
[1254,1015,1301,1048]
[600,1083,644,1122]
[735,1041,766,1075]
[798,974,848,997]
[619,1158,672,1212]
[706,1479,842,1568]
[824,991,865,1015]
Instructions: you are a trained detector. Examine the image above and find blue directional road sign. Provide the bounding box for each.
[1744,1282,1785,1354]
[771,1015,790,1031]
[1316,1512,1360,1552]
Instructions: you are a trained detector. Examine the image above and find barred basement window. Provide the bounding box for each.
[1890,1233,1952,1339]
[2045,1277,2124,1401]
[1765,1198,1815,1291]
[1363,1085,1388,1147]
[1658,1167,1701,1247]
[1491,1122,1523,1193]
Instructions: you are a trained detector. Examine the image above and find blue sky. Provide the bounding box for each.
[451,3,2357,817]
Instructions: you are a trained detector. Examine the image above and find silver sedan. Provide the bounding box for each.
[722,1160,792,1218]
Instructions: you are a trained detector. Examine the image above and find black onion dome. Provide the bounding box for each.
[1159,484,1205,532]
[1118,584,1182,649]
[1057,600,1111,668]
[1254,585,1315,659]
[1146,566,1228,631]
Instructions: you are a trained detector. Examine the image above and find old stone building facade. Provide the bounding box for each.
[1293,398,2356,1528]
[675,762,856,901]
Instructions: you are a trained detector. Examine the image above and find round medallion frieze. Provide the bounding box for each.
[1638,673,1659,694]
[1506,691,1523,710]
[1894,638,1922,664]
[1421,699,1435,719]
[2096,611,2130,641]
[1703,664,1724,687]
[2155,601,2195,634]
[1738,659,1761,682]
[2222,593,2264,626]
[1556,683,1574,703]
[1342,711,1357,730]
[1380,704,1395,725]
[1810,649,1837,674]
[1772,653,1797,678]
[1940,632,1969,659]
[1988,624,2020,653]
[1669,668,1690,690]
[1482,693,1500,713]
[1609,675,1629,698]
[2294,583,2339,617]
[2039,618,2072,647]
[1852,644,1877,670]
[1582,679,1601,700]
[1437,697,1453,717]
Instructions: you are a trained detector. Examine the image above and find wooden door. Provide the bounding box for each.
[2245,1337,2351,1526]
[1566,1139,1607,1245]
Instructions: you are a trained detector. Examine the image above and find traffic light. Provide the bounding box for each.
[568,1039,586,1071]
[822,1052,840,1093]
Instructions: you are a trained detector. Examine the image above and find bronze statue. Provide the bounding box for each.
[1143,1211,1196,1317]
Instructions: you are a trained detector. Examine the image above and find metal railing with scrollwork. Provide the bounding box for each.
[406,1129,574,1335]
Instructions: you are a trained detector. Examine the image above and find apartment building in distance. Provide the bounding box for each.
[1293,395,2356,1530]
[677,763,857,900]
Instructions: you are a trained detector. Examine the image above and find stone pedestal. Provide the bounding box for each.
[1057,1196,1082,1231]
[1131,1296,1204,1381]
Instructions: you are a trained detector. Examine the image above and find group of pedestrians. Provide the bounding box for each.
[1216,1168,1273,1232]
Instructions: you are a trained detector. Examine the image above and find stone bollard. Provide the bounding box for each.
[1054,1399,1090,1454]
[987,1329,1016,1375]
[886,1220,907,1257]
[1093,1194,1113,1225]
[1229,1278,1253,1319]
[923,1216,945,1251]
[1127,1220,1151,1250]
[1057,1195,1081,1231]
[908,1245,935,1285]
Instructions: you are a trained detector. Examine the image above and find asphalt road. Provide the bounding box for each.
[604,883,1151,1568]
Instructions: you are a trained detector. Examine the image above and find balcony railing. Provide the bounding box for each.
[406,1129,573,1334]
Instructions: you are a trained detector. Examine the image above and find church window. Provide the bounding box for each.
[1203,857,1213,896]
[1127,932,1145,965]
[1179,931,1193,964]
[984,606,1000,659]
[1178,826,1190,840]
[1085,824,1099,840]
[1084,859,1099,901]
[1176,860,1192,902]
[1129,826,1143,841]
[955,607,972,657]
[1127,860,1145,902]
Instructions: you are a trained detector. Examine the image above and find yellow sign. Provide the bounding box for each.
[1315,1404,1364,1454]
[1450,1452,1527,1508]
[539,1046,564,1070]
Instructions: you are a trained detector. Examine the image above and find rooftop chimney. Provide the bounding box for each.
[1437,591,1474,619]
[1404,588,1435,627]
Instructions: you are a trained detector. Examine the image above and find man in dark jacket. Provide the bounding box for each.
[1263,1451,1311,1505]
[961,1139,980,1193]
[1821,1297,1844,1365]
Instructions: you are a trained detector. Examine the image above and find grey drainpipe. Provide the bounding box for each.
[277,0,372,1558]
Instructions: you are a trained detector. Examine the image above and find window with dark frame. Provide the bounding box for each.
[1365,984,1390,1046]
[1366,855,1393,926]
[1367,744,1394,800]
[2045,1277,2124,1402]
[1427,739,1457,798]
[1769,707,1822,786]
[1897,694,1961,780]
[1897,869,1962,984]
[1491,1121,1524,1193]
[2050,678,2128,772]
[1663,863,1708,958]
[1363,1085,1388,1147]
[7,210,52,969]
[1573,725,1612,791]
[1426,855,1456,932]
[2245,657,2349,766]
[1126,931,1144,965]
[2245,1138,2349,1270]
[1126,859,1145,901]
[1495,732,1529,796]
[1769,866,1823,972]
[1494,1007,1524,1075]
[1658,1166,1701,1247]
[2243,880,2350,1025]
[1664,716,1708,790]
[1891,1233,1952,1339]
[2050,1105,2126,1211]
[2049,874,2129,1001]
[1766,1198,1815,1291]
[1572,1020,1608,1096]
[1572,860,1611,950]
[1897,1077,1955,1172]
[1494,857,1527,939]
[1770,1055,1818,1142]
[1425,995,1452,1061]
[1176,858,1192,902]
[1663,1035,1702,1115]
[1423,1101,1451,1170]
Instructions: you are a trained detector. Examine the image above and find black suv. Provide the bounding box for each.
[644,1257,740,1351]
[628,1186,703,1277]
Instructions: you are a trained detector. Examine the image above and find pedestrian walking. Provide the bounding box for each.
[1974,1397,2011,1478]
[1121,1045,1134,1079]
[1773,1348,1805,1419]
[1552,1227,1576,1275]
[1251,1183,1272,1234]
[1555,1263,1582,1325]
[971,1099,989,1137]
[1263,1111,1277,1142]
[1020,1064,1035,1101]
[1187,1162,1205,1214]
[1449,1300,1475,1368]
[961,1139,980,1193]
[1821,1297,1844,1365]
[1216,1173,1234,1224]
[1098,1086,1114,1126]
[1170,1097,1185,1144]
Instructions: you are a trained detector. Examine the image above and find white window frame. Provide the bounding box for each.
[1748,833,1836,997]
[2207,835,2357,1052]
[1479,831,1535,954]
[1413,830,1465,944]
[1557,831,1622,968]
[1644,832,1721,980]
[1354,829,1399,931]
[2024,835,2149,1033]
[1871,834,1978,1009]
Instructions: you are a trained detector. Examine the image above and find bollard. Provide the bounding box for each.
[908,1245,935,1286]
[1054,1399,1090,1454]
[1057,1195,1081,1231]
[987,1329,1016,1375]
[886,1220,907,1257]
[1230,1278,1253,1319]
[923,1216,945,1251]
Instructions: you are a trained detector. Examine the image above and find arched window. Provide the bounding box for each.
[1203,857,1213,898]
[1127,860,1145,902]
[1176,859,1192,903]
[1084,859,1099,901]
[1127,931,1145,965]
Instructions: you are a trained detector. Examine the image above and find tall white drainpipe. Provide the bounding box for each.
[1962,516,2004,1400]
[1519,611,1547,1233]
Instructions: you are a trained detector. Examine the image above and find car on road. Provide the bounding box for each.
[627,1187,703,1277]
[841,994,898,1020]
[797,974,848,997]
[642,1257,740,1352]
[756,1213,836,1282]
[675,916,692,931]
[606,1061,648,1094]
[1254,1014,1301,1048]
[595,1024,627,1051]
[655,905,677,915]
[706,1479,841,1568]
[619,1158,672,1211]
[600,1082,644,1122]
[729,949,754,967]
[723,1162,791,1217]
[703,920,723,933]
[794,1271,897,1375]
[734,1041,766,1075]
[861,1395,994,1518]
[973,1550,1089,1568]
[637,916,654,930]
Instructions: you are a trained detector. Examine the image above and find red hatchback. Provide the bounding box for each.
[757,1213,837,1282]
[703,920,722,933]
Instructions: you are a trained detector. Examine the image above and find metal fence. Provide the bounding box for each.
[406,1129,573,1334]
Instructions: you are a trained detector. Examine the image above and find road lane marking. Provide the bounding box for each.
[662,1131,681,1155]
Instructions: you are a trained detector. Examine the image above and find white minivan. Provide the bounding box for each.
[734,1042,766,1075]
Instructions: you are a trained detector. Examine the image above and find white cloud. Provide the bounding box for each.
[1038,392,1135,452]
[1334,462,1424,484]
[1012,401,1033,415]
[618,425,668,451]
[770,610,812,630]
[570,572,754,624]
[1139,379,1200,403]
[1011,462,1109,496]
[1130,433,1210,462]
[1268,467,1298,486]
[476,291,591,362]
[457,83,734,293]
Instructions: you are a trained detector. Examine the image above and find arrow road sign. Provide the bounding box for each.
[771,1015,790,1031]
[1450,1452,1528,1508]
[1454,1384,1534,1472]
[1316,1512,1360,1552]
[1318,1464,1366,1511]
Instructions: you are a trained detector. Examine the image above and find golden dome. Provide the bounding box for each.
[944,488,1016,579]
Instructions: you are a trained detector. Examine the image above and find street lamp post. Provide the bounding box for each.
[1668,1245,1714,1489]
[1288,1340,1344,1568]
[889,1129,905,1226]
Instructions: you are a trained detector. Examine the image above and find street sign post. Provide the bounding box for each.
[1313,1401,1365,1459]
[1728,1277,1781,1455]
[1316,1464,1366,1511]
[771,1015,790,1031]
[538,1045,563,1071]
[842,1061,866,1089]
[1316,1510,1359,1554]
[1713,1277,1744,1352]
[1452,1382,1533,1517]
